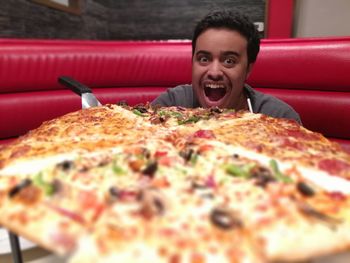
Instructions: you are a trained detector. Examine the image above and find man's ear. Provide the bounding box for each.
[246,63,254,79]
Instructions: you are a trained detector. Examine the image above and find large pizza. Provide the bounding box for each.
[1,104,350,263]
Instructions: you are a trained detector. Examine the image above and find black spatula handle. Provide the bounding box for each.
[58,76,92,96]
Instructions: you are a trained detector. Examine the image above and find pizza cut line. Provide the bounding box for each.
[0,104,350,263]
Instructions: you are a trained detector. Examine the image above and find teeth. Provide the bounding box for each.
[206,84,225,89]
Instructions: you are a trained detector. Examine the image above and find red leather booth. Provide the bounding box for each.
[0,37,349,152]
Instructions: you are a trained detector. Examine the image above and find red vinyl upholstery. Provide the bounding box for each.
[0,37,349,152]
[247,37,350,152]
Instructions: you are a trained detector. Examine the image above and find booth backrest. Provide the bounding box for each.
[0,37,349,151]
[0,40,191,141]
[249,37,350,149]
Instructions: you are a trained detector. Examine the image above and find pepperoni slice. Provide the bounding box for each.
[280,138,305,150]
[318,158,350,176]
[193,130,216,139]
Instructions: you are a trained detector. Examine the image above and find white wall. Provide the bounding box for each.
[293,0,350,37]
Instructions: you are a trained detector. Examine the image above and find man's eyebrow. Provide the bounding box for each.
[221,51,240,57]
[195,50,211,56]
[194,50,240,57]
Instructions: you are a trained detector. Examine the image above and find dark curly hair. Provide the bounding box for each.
[192,10,260,64]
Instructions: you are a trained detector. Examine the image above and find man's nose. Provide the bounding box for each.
[207,61,223,80]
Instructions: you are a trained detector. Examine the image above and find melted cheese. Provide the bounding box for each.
[0,153,78,176]
[206,140,350,194]
[298,166,350,194]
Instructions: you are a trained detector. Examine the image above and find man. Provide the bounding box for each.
[152,10,301,123]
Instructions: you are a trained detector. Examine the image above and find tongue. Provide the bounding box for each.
[205,87,226,101]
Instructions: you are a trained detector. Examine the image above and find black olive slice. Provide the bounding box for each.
[109,186,120,198]
[138,188,166,217]
[179,148,194,162]
[250,166,276,188]
[297,182,315,197]
[56,160,75,171]
[8,179,32,198]
[142,161,158,177]
[210,207,243,230]
[133,104,148,113]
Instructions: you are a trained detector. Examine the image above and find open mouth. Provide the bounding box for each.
[204,84,227,102]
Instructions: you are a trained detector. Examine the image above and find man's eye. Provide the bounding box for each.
[198,56,209,63]
[224,58,236,65]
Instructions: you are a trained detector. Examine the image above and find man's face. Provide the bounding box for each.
[192,28,252,109]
